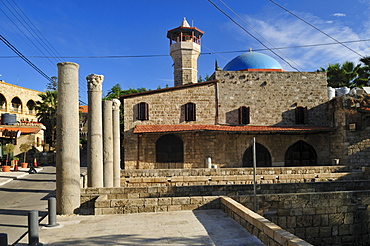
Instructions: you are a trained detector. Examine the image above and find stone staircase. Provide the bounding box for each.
[120,166,364,187]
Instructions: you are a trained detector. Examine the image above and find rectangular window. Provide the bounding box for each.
[239,106,250,125]
[295,106,308,124]
[185,103,196,121]
[138,102,149,120]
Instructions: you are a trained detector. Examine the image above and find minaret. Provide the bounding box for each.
[167,18,204,87]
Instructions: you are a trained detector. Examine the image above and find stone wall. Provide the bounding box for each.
[213,71,328,126]
[127,131,331,169]
[122,82,216,169]
[80,183,370,245]
[0,81,42,121]
[119,166,361,187]
[233,191,370,246]
[221,197,312,246]
[121,71,330,169]
[329,95,370,167]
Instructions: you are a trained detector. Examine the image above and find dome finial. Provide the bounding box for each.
[181,17,190,27]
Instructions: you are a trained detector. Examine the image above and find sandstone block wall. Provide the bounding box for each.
[233,191,370,246]
[329,95,370,167]
[122,71,330,169]
[213,71,328,126]
[122,82,216,169]
[128,131,331,169]
[221,197,312,246]
[0,81,42,121]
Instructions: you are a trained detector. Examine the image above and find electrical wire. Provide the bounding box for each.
[0,35,53,82]
[207,0,300,71]
[218,0,303,70]
[269,0,364,58]
[0,38,369,59]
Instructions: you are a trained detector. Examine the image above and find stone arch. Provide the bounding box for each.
[11,97,22,113]
[242,142,272,167]
[26,100,36,114]
[285,140,317,166]
[156,134,183,163]
[0,94,6,111]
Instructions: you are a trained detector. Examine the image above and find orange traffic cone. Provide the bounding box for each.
[33,158,38,168]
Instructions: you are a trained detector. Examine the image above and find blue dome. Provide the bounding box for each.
[223,52,283,71]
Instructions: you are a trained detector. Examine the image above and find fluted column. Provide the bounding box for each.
[112,99,121,187]
[87,74,104,187]
[103,100,113,187]
[56,62,80,215]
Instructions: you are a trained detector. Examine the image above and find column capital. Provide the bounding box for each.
[112,99,121,110]
[86,74,104,91]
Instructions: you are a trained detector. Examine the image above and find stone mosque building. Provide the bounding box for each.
[120,18,343,170]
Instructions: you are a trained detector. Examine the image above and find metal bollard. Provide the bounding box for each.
[46,197,59,227]
[28,210,39,246]
[0,233,8,246]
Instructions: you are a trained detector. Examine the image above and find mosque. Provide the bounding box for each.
[120,18,366,170]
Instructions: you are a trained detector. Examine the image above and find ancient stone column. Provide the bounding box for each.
[56,62,80,215]
[103,100,113,187]
[112,99,121,187]
[87,74,104,187]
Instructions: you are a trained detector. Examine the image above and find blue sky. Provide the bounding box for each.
[1,0,370,103]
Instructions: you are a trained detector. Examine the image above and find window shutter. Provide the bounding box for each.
[185,103,196,121]
[239,106,250,125]
[138,102,149,120]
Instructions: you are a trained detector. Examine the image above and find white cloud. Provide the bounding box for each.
[332,13,346,17]
[226,12,369,72]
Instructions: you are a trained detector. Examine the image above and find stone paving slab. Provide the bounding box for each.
[0,167,43,186]
[16,210,265,246]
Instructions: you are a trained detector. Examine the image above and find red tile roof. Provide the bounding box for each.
[79,105,88,114]
[133,124,334,134]
[358,107,370,112]
[0,127,41,135]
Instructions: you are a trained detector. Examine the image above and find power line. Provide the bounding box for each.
[208,0,300,71]
[218,0,303,70]
[269,0,364,58]
[0,38,369,59]
[0,35,53,83]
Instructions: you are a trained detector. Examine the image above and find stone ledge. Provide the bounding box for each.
[221,197,312,246]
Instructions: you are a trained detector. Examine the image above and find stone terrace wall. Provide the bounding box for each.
[221,197,312,246]
[121,166,353,177]
[80,180,370,214]
[233,191,370,246]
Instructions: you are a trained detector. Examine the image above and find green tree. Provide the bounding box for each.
[103,84,147,100]
[35,90,57,148]
[198,74,210,82]
[319,61,364,88]
[46,76,58,90]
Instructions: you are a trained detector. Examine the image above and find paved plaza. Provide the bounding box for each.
[14,210,265,246]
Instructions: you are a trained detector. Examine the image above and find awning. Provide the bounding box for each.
[133,124,334,134]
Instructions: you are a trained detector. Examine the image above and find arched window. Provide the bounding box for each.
[285,140,317,166]
[185,102,196,121]
[0,94,6,111]
[11,97,22,113]
[26,100,36,114]
[242,143,271,167]
[156,134,183,163]
[138,102,149,120]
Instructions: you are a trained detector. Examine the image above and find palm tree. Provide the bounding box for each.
[319,61,365,88]
[35,90,57,148]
